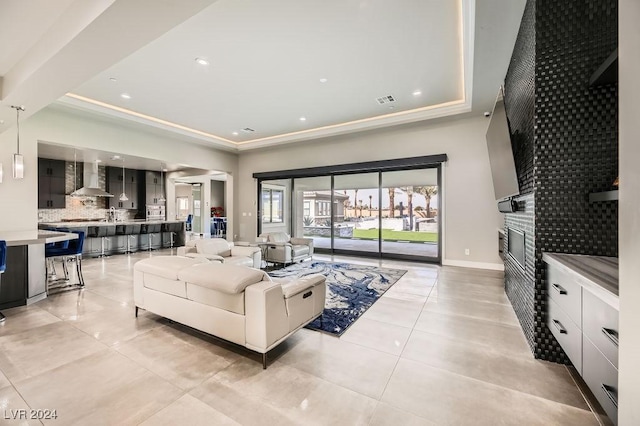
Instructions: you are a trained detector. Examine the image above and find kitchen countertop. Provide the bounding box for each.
[39,219,184,228]
[542,252,618,309]
[0,229,78,246]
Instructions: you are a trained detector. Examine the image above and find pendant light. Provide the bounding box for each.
[119,159,128,201]
[10,105,25,179]
[158,164,166,203]
[72,151,78,195]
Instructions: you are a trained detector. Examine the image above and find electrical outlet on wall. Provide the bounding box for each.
[464,248,470,256]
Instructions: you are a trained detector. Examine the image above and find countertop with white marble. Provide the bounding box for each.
[0,229,78,246]
[542,252,618,309]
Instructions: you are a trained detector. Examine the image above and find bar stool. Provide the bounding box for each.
[44,230,70,281]
[140,224,160,251]
[0,240,6,323]
[44,231,86,294]
[88,226,109,257]
[148,223,161,250]
[125,224,140,254]
[161,223,181,248]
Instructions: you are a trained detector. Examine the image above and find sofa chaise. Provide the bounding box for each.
[177,238,261,268]
[133,256,326,367]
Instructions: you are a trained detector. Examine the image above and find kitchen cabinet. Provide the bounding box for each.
[145,171,164,205]
[38,158,66,209]
[544,253,619,425]
[107,167,139,209]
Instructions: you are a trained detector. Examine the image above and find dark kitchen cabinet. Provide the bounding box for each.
[145,171,164,205]
[107,167,139,209]
[38,158,66,209]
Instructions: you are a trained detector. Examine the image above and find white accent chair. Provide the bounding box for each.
[177,239,261,268]
[257,232,314,266]
[133,256,326,368]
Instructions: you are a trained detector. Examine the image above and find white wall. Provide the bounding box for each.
[618,1,640,423]
[238,115,504,268]
[0,106,238,232]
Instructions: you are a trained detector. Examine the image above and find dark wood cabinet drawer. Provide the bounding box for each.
[583,288,619,368]
[547,265,582,327]
[583,336,618,425]
[547,297,582,373]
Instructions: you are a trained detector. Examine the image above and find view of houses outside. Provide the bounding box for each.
[302,186,439,244]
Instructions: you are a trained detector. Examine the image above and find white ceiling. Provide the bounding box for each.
[0,0,526,156]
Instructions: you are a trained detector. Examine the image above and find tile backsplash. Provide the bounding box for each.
[38,196,137,223]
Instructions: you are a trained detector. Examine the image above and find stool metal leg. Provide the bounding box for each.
[75,255,85,287]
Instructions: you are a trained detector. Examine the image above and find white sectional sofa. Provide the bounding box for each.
[133,256,326,368]
[177,238,261,268]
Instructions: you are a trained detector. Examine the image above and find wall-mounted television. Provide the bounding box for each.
[486,86,520,202]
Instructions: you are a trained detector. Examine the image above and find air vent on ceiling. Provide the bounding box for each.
[242,127,255,133]
[376,95,396,105]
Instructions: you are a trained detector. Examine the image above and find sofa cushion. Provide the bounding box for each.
[224,256,255,268]
[177,263,269,294]
[268,232,290,243]
[134,256,207,280]
[195,239,232,257]
[291,245,310,257]
[185,252,224,262]
[186,283,245,314]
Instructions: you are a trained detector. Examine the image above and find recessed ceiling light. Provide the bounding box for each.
[120,93,131,99]
[111,155,121,160]
[109,77,117,82]
[319,78,328,83]
[412,90,422,96]
[232,132,239,136]
[299,117,307,121]
[195,57,209,66]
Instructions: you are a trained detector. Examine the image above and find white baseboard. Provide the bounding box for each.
[442,259,505,271]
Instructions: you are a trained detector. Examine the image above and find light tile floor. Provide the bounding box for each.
[0,250,599,425]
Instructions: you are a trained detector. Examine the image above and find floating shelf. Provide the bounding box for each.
[589,48,618,86]
[589,190,619,203]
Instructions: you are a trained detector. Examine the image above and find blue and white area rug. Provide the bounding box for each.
[268,261,407,336]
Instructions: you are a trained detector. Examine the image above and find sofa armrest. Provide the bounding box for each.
[281,274,325,298]
[231,245,262,268]
[245,281,289,352]
[177,246,197,256]
[290,237,313,255]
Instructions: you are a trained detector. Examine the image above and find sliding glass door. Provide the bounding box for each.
[256,155,444,263]
[292,176,332,250]
[381,169,439,259]
[333,173,379,254]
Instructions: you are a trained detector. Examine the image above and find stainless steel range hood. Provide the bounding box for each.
[70,161,114,197]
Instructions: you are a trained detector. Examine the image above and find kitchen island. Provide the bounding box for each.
[39,220,185,257]
[0,230,78,311]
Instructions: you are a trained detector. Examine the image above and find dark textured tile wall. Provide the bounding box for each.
[502,0,617,363]
[504,0,535,196]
